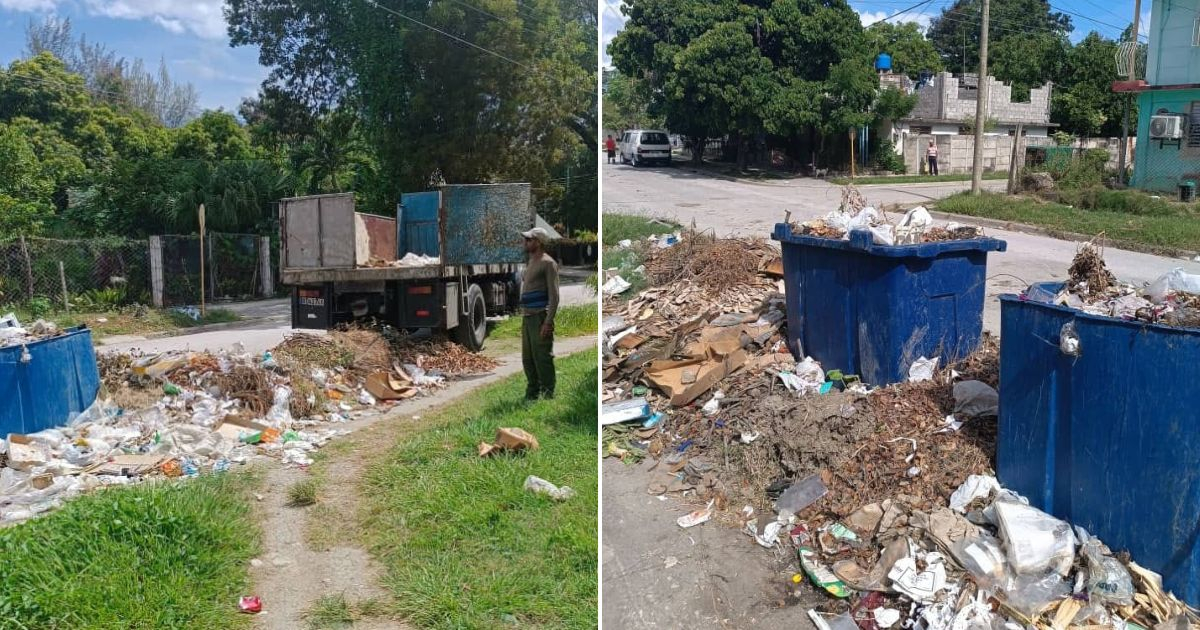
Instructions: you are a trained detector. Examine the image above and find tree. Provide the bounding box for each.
[603,71,661,132]
[927,0,1071,77]
[25,17,200,127]
[0,123,56,235]
[227,0,597,228]
[865,21,942,79]
[1051,32,1125,137]
[292,109,371,194]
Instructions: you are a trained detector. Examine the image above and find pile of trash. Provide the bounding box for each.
[789,186,984,246]
[792,205,983,246]
[0,313,64,348]
[776,475,1196,630]
[363,253,441,268]
[1023,243,1200,329]
[0,328,495,524]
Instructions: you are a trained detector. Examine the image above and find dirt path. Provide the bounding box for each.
[250,336,596,629]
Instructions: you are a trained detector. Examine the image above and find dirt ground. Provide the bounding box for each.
[602,457,822,629]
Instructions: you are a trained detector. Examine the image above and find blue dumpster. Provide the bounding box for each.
[771,226,1006,385]
[998,284,1200,606]
[0,327,100,435]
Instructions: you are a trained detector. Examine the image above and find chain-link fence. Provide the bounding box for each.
[0,236,151,311]
[0,233,276,313]
[160,233,271,306]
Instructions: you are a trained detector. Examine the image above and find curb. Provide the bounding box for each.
[924,207,1200,262]
[96,315,287,346]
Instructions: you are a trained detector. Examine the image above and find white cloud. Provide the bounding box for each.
[859,9,933,31]
[601,1,626,68]
[83,0,227,39]
[153,15,184,34]
[0,0,58,10]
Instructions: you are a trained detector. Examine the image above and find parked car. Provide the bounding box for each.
[619,129,672,166]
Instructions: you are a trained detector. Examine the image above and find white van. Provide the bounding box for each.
[618,129,672,167]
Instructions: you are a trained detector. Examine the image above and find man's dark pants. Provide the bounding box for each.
[928,156,938,175]
[522,311,555,399]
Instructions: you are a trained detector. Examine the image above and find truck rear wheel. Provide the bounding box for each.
[455,283,487,351]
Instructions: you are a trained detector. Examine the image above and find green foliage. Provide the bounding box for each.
[865,21,942,78]
[1051,32,1129,137]
[1055,148,1111,188]
[873,139,906,173]
[601,213,678,246]
[604,71,662,131]
[1052,131,1075,146]
[611,0,885,167]
[25,297,53,318]
[0,472,260,629]
[874,87,918,123]
[226,0,597,230]
[490,304,597,339]
[927,0,1071,78]
[72,286,127,311]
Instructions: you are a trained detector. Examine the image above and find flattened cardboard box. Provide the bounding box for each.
[644,348,747,406]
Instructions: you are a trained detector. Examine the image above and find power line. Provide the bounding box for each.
[360,0,594,97]
[446,0,543,37]
[865,0,938,26]
[1049,2,1145,40]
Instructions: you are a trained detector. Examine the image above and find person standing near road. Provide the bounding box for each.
[927,140,939,175]
[605,134,617,164]
[519,227,560,400]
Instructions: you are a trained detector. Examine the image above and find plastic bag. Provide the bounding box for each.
[265,386,293,426]
[869,225,895,246]
[950,474,1002,512]
[953,381,999,418]
[1082,539,1134,606]
[994,500,1076,576]
[523,475,576,501]
[908,356,939,382]
[952,533,1009,589]
[1147,268,1200,302]
[1004,571,1070,617]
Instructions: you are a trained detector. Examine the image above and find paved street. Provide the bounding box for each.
[99,276,596,355]
[603,161,1200,334]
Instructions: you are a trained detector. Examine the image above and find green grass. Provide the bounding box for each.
[490,304,597,340]
[934,191,1200,253]
[830,172,1008,185]
[287,478,319,507]
[602,213,679,246]
[359,349,598,629]
[0,471,262,629]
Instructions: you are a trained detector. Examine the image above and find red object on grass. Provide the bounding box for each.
[239,596,263,614]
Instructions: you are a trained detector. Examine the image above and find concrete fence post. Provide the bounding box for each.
[259,236,274,298]
[149,235,164,308]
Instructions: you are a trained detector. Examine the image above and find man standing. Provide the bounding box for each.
[519,227,560,400]
[927,140,939,175]
[605,134,618,164]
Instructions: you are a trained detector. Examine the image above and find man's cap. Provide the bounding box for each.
[521,227,550,243]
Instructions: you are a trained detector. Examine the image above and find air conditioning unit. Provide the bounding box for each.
[1150,114,1186,139]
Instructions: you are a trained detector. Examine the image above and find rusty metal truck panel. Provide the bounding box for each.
[440,183,533,265]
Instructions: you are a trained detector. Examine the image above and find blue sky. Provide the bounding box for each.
[0,0,266,111]
[602,0,1152,68]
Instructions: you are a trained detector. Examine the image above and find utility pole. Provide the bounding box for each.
[1118,0,1142,187]
[971,0,991,195]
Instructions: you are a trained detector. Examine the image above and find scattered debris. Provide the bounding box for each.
[790,189,985,244]
[676,500,715,528]
[478,427,540,457]
[524,475,576,501]
[238,596,263,614]
[0,326,496,524]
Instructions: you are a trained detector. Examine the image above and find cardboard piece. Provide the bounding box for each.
[479,427,540,457]
[215,416,270,442]
[645,349,748,406]
[89,453,168,476]
[615,333,647,351]
[365,371,417,401]
[6,434,47,471]
[763,257,784,277]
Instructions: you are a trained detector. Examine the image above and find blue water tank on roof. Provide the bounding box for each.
[876,53,892,72]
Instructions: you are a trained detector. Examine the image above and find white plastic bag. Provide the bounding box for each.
[523,475,577,501]
[994,499,1077,576]
[908,356,939,382]
[949,474,1001,512]
[869,225,896,246]
[1148,268,1200,302]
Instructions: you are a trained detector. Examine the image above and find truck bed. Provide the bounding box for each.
[280,263,517,285]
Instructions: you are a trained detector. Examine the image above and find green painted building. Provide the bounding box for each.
[1128,0,1200,191]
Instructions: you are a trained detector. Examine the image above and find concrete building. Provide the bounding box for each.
[1122,0,1200,192]
[882,72,1055,142]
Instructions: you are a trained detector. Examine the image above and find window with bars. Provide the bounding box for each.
[1188,102,1200,148]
